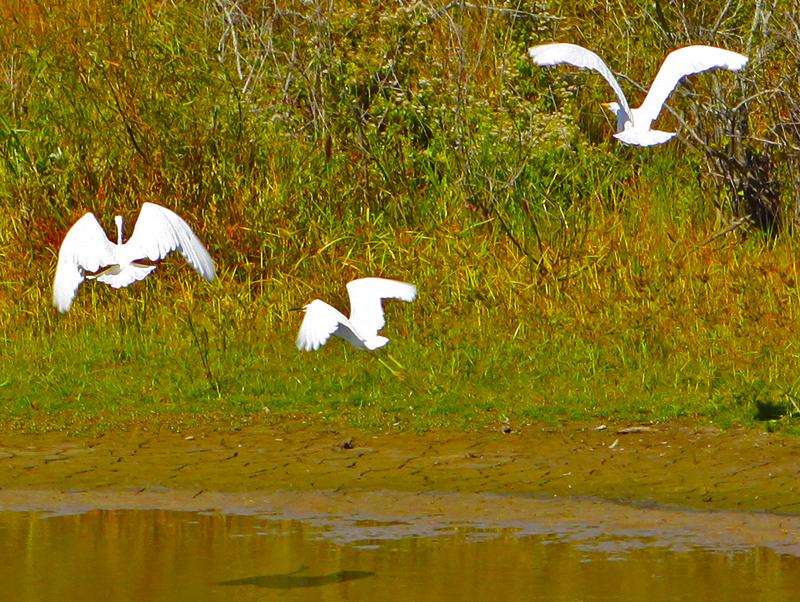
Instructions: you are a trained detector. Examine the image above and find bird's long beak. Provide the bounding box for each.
[289,307,304,312]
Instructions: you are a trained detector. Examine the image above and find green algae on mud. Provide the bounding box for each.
[0,420,798,514]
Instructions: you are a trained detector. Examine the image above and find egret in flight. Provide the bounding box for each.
[53,202,216,312]
[528,43,748,146]
[295,277,417,351]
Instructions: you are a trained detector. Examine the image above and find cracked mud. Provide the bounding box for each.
[0,421,798,551]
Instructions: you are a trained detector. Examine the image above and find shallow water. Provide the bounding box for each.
[1,507,799,602]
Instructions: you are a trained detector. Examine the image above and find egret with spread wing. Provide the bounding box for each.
[53,202,215,312]
[528,43,748,146]
[296,278,417,351]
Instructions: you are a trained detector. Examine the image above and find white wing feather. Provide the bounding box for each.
[636,45,748,128]
[52,203,215,313]
[528,43,633,123]
[123,202,216,281]
[52,213,118,313]
[296,299,352,351]
[346,277,418,339]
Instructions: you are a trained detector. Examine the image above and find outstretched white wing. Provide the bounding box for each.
[636,45,748,129]
[296,299,352,351]
[346,277,417,339]
[52,212,117,312]
[529,43,633,124]
[123,203,216,281]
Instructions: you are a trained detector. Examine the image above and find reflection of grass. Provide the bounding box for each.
[0,1,799,435]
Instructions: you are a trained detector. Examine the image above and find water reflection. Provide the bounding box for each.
[0,508,798,602]
[218,568,374,589]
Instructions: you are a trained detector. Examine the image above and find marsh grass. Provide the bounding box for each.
[1,0,799,434]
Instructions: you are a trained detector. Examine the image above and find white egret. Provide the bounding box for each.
[52,202,216,312]
[295,277,417,351]
[528,43,748,146]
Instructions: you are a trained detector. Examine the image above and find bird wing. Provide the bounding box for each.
[123,203,216,281]
[346,278,417,338]
[52,212,118,312]
[637,45,748,128]
[296,299,351,351]
[529,43,633,123]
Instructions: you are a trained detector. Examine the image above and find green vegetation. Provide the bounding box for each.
[1,0,799,435]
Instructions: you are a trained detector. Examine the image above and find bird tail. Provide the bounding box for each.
[614,129,675,147]
[91,263,156,289]
[363,336,390,351]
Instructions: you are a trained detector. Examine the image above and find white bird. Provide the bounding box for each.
[528,43,748,146]
[52,202,216,312]
[296,278,417,351]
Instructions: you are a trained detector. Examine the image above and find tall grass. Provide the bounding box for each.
[0,0,799,434]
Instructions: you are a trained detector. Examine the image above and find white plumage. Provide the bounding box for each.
[52,202,216,312]
[528,43,748,146]
[296,278,417,351]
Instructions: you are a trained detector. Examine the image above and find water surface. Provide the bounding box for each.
[1,506,798,602]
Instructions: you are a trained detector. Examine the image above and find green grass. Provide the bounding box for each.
[0,0,799,435]
[4,220,800,435]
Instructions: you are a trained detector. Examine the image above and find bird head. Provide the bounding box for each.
[601,101,621,115]
[600,102,631,133]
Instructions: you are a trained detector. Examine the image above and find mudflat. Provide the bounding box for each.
[0,420,798,552]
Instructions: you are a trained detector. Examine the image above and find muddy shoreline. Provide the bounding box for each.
[2,420,799,555]
[1,420,797,512]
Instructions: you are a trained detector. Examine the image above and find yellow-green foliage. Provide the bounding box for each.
[1,0,799,434]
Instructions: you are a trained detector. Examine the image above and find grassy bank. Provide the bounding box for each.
[1,0,799,435]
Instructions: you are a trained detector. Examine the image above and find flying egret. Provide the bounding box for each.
[528,43,748,146]
[295,277,417,351]
[52,202,216,312]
